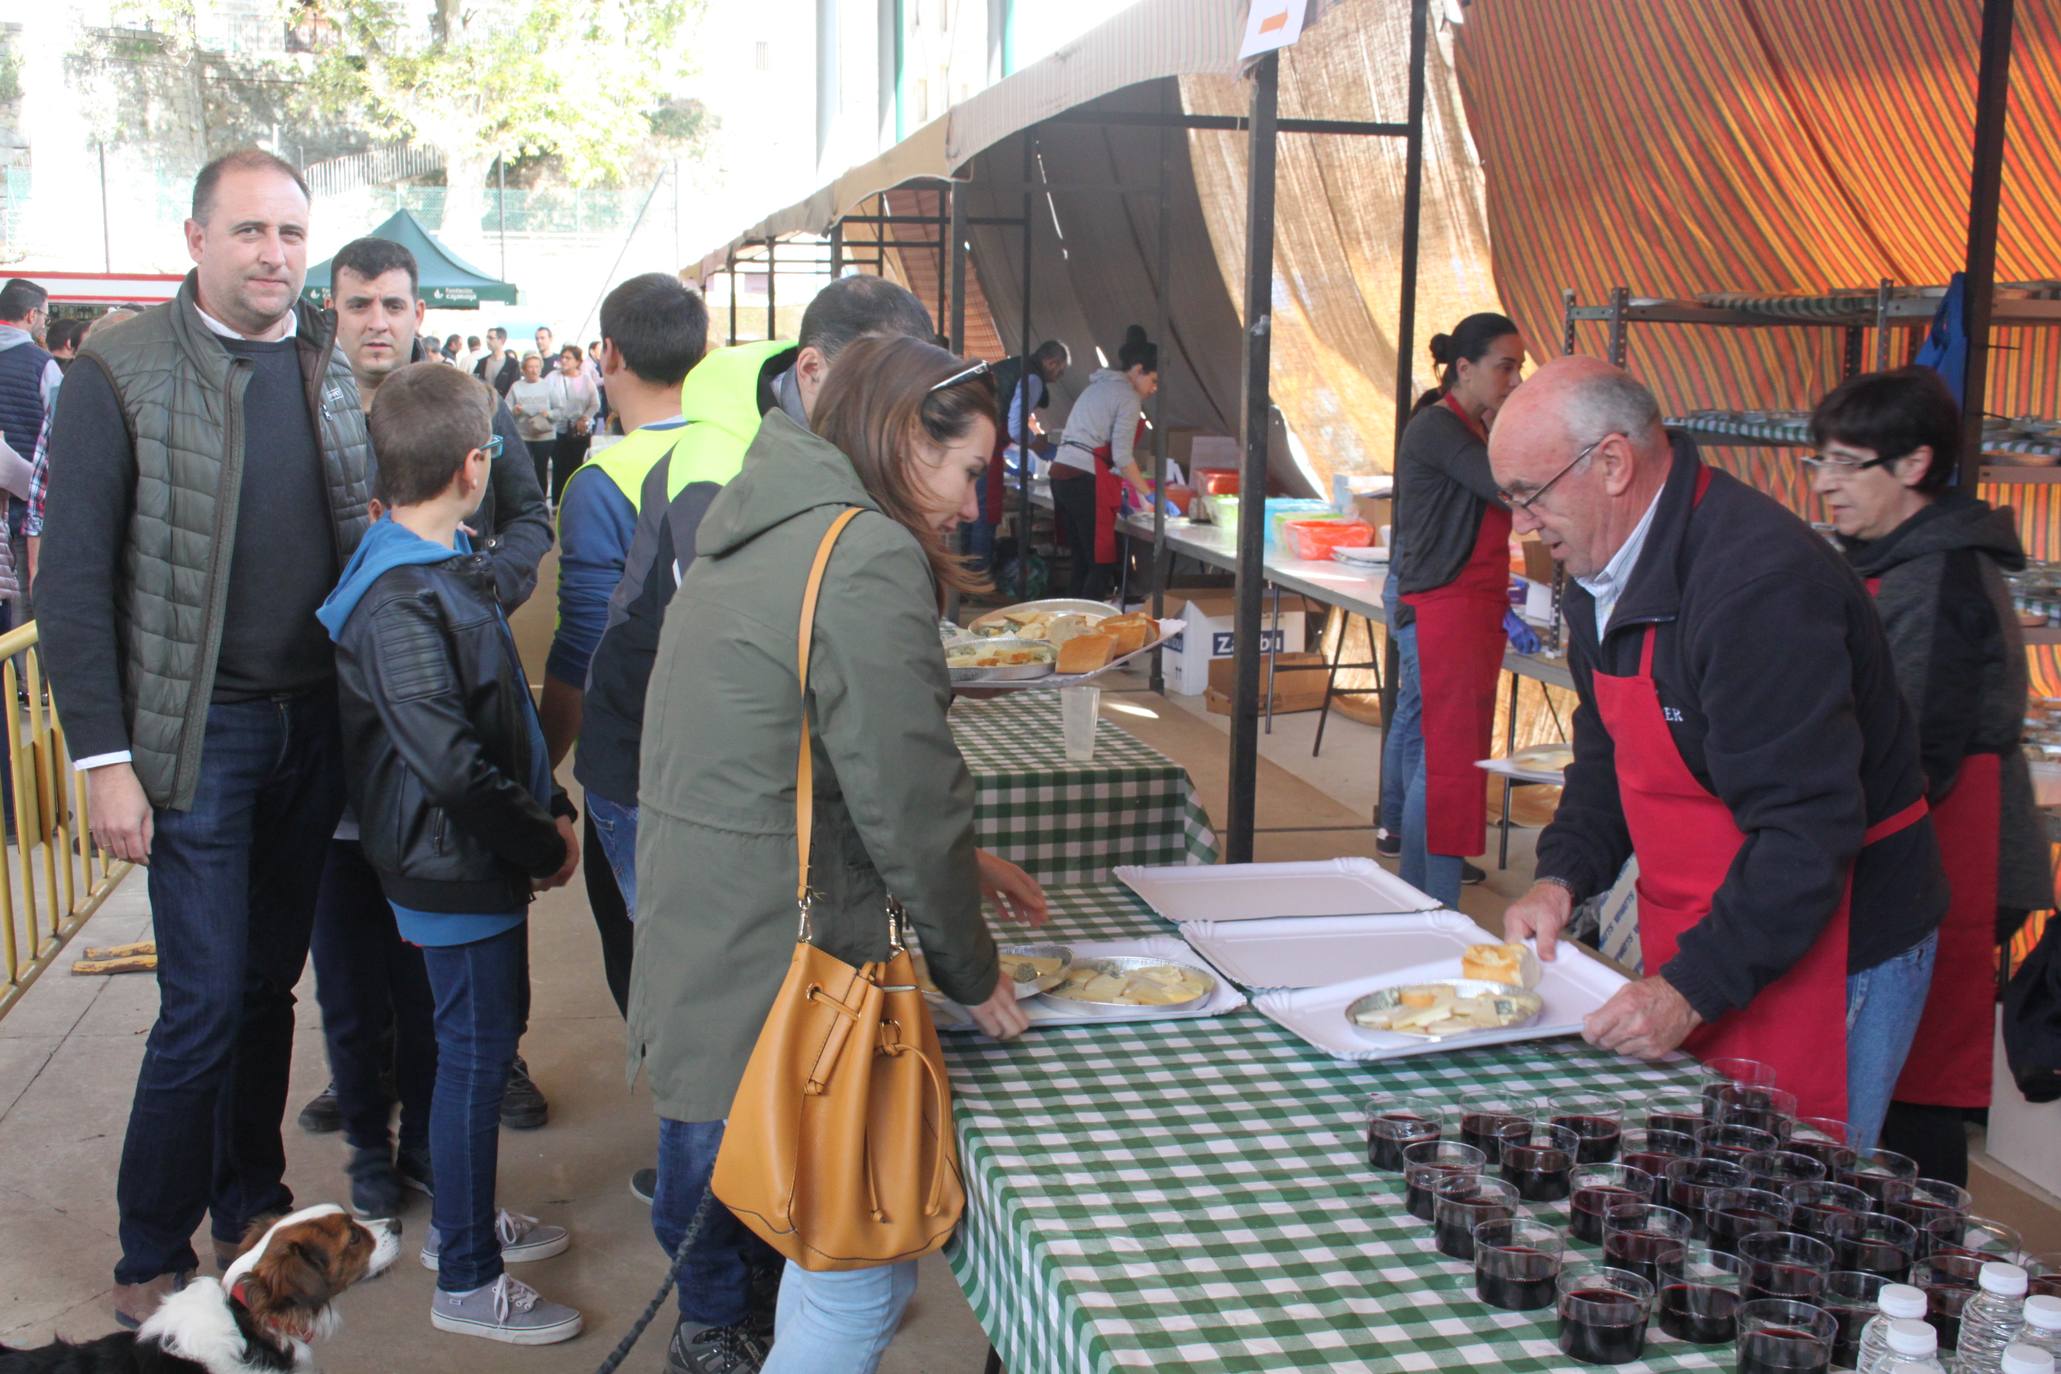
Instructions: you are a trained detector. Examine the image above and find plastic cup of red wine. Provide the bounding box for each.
[1916,1252,1984,1351]
[1699,1122,1781,1166]
[1555,1263,1654,1366]
[1659,1245,1747,1345]
[1602,1202,1692,1288]
[1883,1177,1970,1234]
[1709,1085,1799,1140]
[1819,1269,1889,1369]
[1364,1090,1451,1173]
[2024,1249,2061,1299]
[1432,1174,1520,1261]
[1839,1148,1919,1208]
[1705,1186,1795,1257]
[1700,1056,1777,1117]
[1781,1180,1872,1246]
[1619,1127,1699,1181]
[1736,1297,1837,1374]
[1740,1230,1834,1304]
[1456,1089,1536,1166]
[1743,1149,1827,1194]
[1499,1120,1581,1203]
[1836,1211,1918,1282]
[1473,1218,1564,1311]
[1644,1094,1708,1141]
[1921,1212,2021,1267]
[1547,1092,1626,1165]
[1402,1139,1485,1223]
[1666,1156,1751,1239]
[1784,1117,1856,1177]
[1569,1163,1657,1246]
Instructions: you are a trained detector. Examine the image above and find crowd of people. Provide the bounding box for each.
[10,139,2046,1374]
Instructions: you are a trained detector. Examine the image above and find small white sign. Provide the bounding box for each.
[1239,0,1307,60]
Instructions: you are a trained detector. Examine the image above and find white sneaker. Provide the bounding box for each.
[429,1273,582,1345]
[419,1208,571,1271]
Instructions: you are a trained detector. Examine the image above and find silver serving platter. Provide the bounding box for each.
[1042,954,1216,1016]
[968,598,1115,637]
[996,941,1073,997]
[947,636,1055,683]
[1344,977,1545,1042]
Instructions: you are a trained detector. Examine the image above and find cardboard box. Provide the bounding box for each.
[1521,538,1557,584]
[1204,651,1331,715]
[1352,494,1393,532]
[1168,590,1307,695]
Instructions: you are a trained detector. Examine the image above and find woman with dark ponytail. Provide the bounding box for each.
[1389,312,1526,906]
[1049,324,1164,598]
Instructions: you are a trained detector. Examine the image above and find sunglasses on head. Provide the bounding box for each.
[928,359,994,393]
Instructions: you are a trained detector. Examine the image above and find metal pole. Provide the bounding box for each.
[948,188,967,354]
[1381,0,1429,744]
[830,221,844,279]
[1225,53,1280,864]
[497,155,507,284]
[936,184,949,341]
[766,238,778,341]
[727,248,738,346]
[98,144,111,272]
[1959,0,2014,488]
[672,159,680,270]
[1149,83,1175,693]
[1017,134,1035,599]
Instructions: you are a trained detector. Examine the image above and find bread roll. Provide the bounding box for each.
[1102,617,1152,654]
[1056,634,1117,674]
[1461,942,1542,990]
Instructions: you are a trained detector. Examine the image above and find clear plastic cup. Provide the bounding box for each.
[1059,684,1100,761]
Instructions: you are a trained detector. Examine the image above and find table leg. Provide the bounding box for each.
[1499,671,1519,869]
[1313,606,1348,757]
[1264,582,1282,736]
[984,1344,1005,1374]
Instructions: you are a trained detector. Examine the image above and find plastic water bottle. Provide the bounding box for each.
[2018,1294,2061,1356]
[1958,1262,2032,1374]
[2004,1343,2058,1374]
[1874,1319,1948,1373]
[1856,1283,1930,1373]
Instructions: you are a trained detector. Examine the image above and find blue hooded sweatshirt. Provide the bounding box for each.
[318,515,554,946]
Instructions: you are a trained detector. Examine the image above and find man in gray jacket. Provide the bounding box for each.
[36,147,376,1328]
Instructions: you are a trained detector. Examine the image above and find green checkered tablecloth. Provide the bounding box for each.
[951,693,1218,884]
[941,884,1721,1374]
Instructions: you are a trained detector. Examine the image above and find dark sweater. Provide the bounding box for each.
[44,336,336,707]
[1393,400,1506,625]
[1537,439,1947,1023]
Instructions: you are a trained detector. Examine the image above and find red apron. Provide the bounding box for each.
[1399,394,1511,857]
[1593,470,1926,1122]
[1088,419,1149,565]
[1862,576,2001,1109]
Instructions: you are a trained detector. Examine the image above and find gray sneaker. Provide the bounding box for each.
[419,1208,571,1271]
[429,1273,582,1345]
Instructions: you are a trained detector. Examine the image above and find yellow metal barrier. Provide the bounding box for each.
[0,620,131,1022]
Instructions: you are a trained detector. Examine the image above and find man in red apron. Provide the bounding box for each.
[1807,366,2046,1184]
[1487,358,1946,1149]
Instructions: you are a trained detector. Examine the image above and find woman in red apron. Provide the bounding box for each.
[1049,326,1160,599]
[1393,314,1527,905]
[1807,367,2044,1184]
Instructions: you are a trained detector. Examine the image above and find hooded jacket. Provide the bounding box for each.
[1842,492,2050,913]
[322,516,572,919]
[627,409,999,1123]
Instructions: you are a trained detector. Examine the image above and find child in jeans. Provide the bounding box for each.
[319,363,583,1345]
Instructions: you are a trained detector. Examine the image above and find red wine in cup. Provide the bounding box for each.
[1649,1111,1703,1137]
[1788,1137,1852,1173]
[1570,1185,1641,1245]
[1838,1236,1913,1282]
[1744,1263,1825,1302]
[2030,1271,2061,1299]
[1707,1203,1786,1256]
[1502,1142,1574,1203]
[1461,1112,1525,1162]
[1602,1230,1686,1288]
[1622,1150,1678,1178]
[1553,1115,1622,1165]
[1926,1283,1972,1350]
[1557,1292,1650,1365]
[1739,1327,1831,1374]
[1658,1282,1739,1344]
[1824,1301,1874,1369]
[1848,1167,1907,1208]
[1404,1162,1467,1222]
[1435,1200,1513,1261]
[1791,1201,1860,1243]
[1474,1247,1557,1311]
[1368,1113,1440,1172]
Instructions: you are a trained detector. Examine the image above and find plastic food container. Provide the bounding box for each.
[1284,519,1375,560]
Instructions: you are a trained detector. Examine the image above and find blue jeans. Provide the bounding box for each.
[114,691,344,1285]
[763,1258,919,1374]
[310,838,435,1154]
[586,789,638,915]
[1395,615,1464,907]
[1845,929,1939,1157]
[653,1118,783,1326]
[1378,572,1419,839]
[421,924,528,1292]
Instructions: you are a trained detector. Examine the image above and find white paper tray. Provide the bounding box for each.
[1179,909,1492,990]
[1250,943,1629,1064]
[1476,744,1572,787]
[931,935,1245,1032]
[1114,858,1441,923]
[968,619,1185,691]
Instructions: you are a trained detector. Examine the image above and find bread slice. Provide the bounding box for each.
[1100,616,1152,655]
[1461,942,1542,990]
[1056,633,1117,674]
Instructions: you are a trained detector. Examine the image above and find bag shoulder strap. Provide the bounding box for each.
[795,507,865,905]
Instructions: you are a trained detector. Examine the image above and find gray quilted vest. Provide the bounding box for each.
[80,274,374,810]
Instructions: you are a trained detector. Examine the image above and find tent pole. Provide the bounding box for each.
[936,183,949,339]
[767,238,777,341]
[949,188,966,354]
[1959,0,2014,488]
[727,248,738,347]
[1149,80,1175,693]
[1226,52,1280,865]
[1018,133,1035,600]
[1382,0,1430,747]
[830,221,843,280]
[496,155,507,285]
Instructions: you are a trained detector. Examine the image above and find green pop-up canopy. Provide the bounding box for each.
[303,208,518,309]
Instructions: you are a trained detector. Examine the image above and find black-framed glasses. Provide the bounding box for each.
[1797,448,1903,478]
[1498,433,1617,512]
[929,359,994,393]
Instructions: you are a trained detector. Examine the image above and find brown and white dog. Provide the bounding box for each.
[0,1205,399,1373]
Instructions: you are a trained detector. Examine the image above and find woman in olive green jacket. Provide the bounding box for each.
[631,335,1028,1372]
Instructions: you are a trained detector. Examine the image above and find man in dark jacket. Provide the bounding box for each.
[1809,366,2048,1183]
[1489,356,1946,1154]
[37,148,377,1327]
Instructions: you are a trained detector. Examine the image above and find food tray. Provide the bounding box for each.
[1250,944,1629,1064]
[968,619,1185,691]
[1476,743,1574,786]
[929,936,1246,1032]
[1114,857,1441,923]
[968,598,1117,635]
[1176,909,1490,990]
[947,636,1055,684]
[1041,953,1216,1016]
[1344,978,1545,1041]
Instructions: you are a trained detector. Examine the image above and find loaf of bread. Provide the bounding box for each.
[1056,634,1117,674]
[1099,614,1153,655]
[1461,942,1542,989]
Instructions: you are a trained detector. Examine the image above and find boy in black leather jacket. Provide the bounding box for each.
[317,362,585,1346]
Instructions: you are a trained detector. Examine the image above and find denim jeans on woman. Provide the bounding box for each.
[1378,571,1419,841]
[1393,612,1464,907]
[114,690,344,1285]
[1845,929,1939,1157]
[420,924,528,1292]
[762,1259,919,1374]
[652,1118,784,1328]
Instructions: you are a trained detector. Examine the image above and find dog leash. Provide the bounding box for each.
[591,1186,715,1374]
